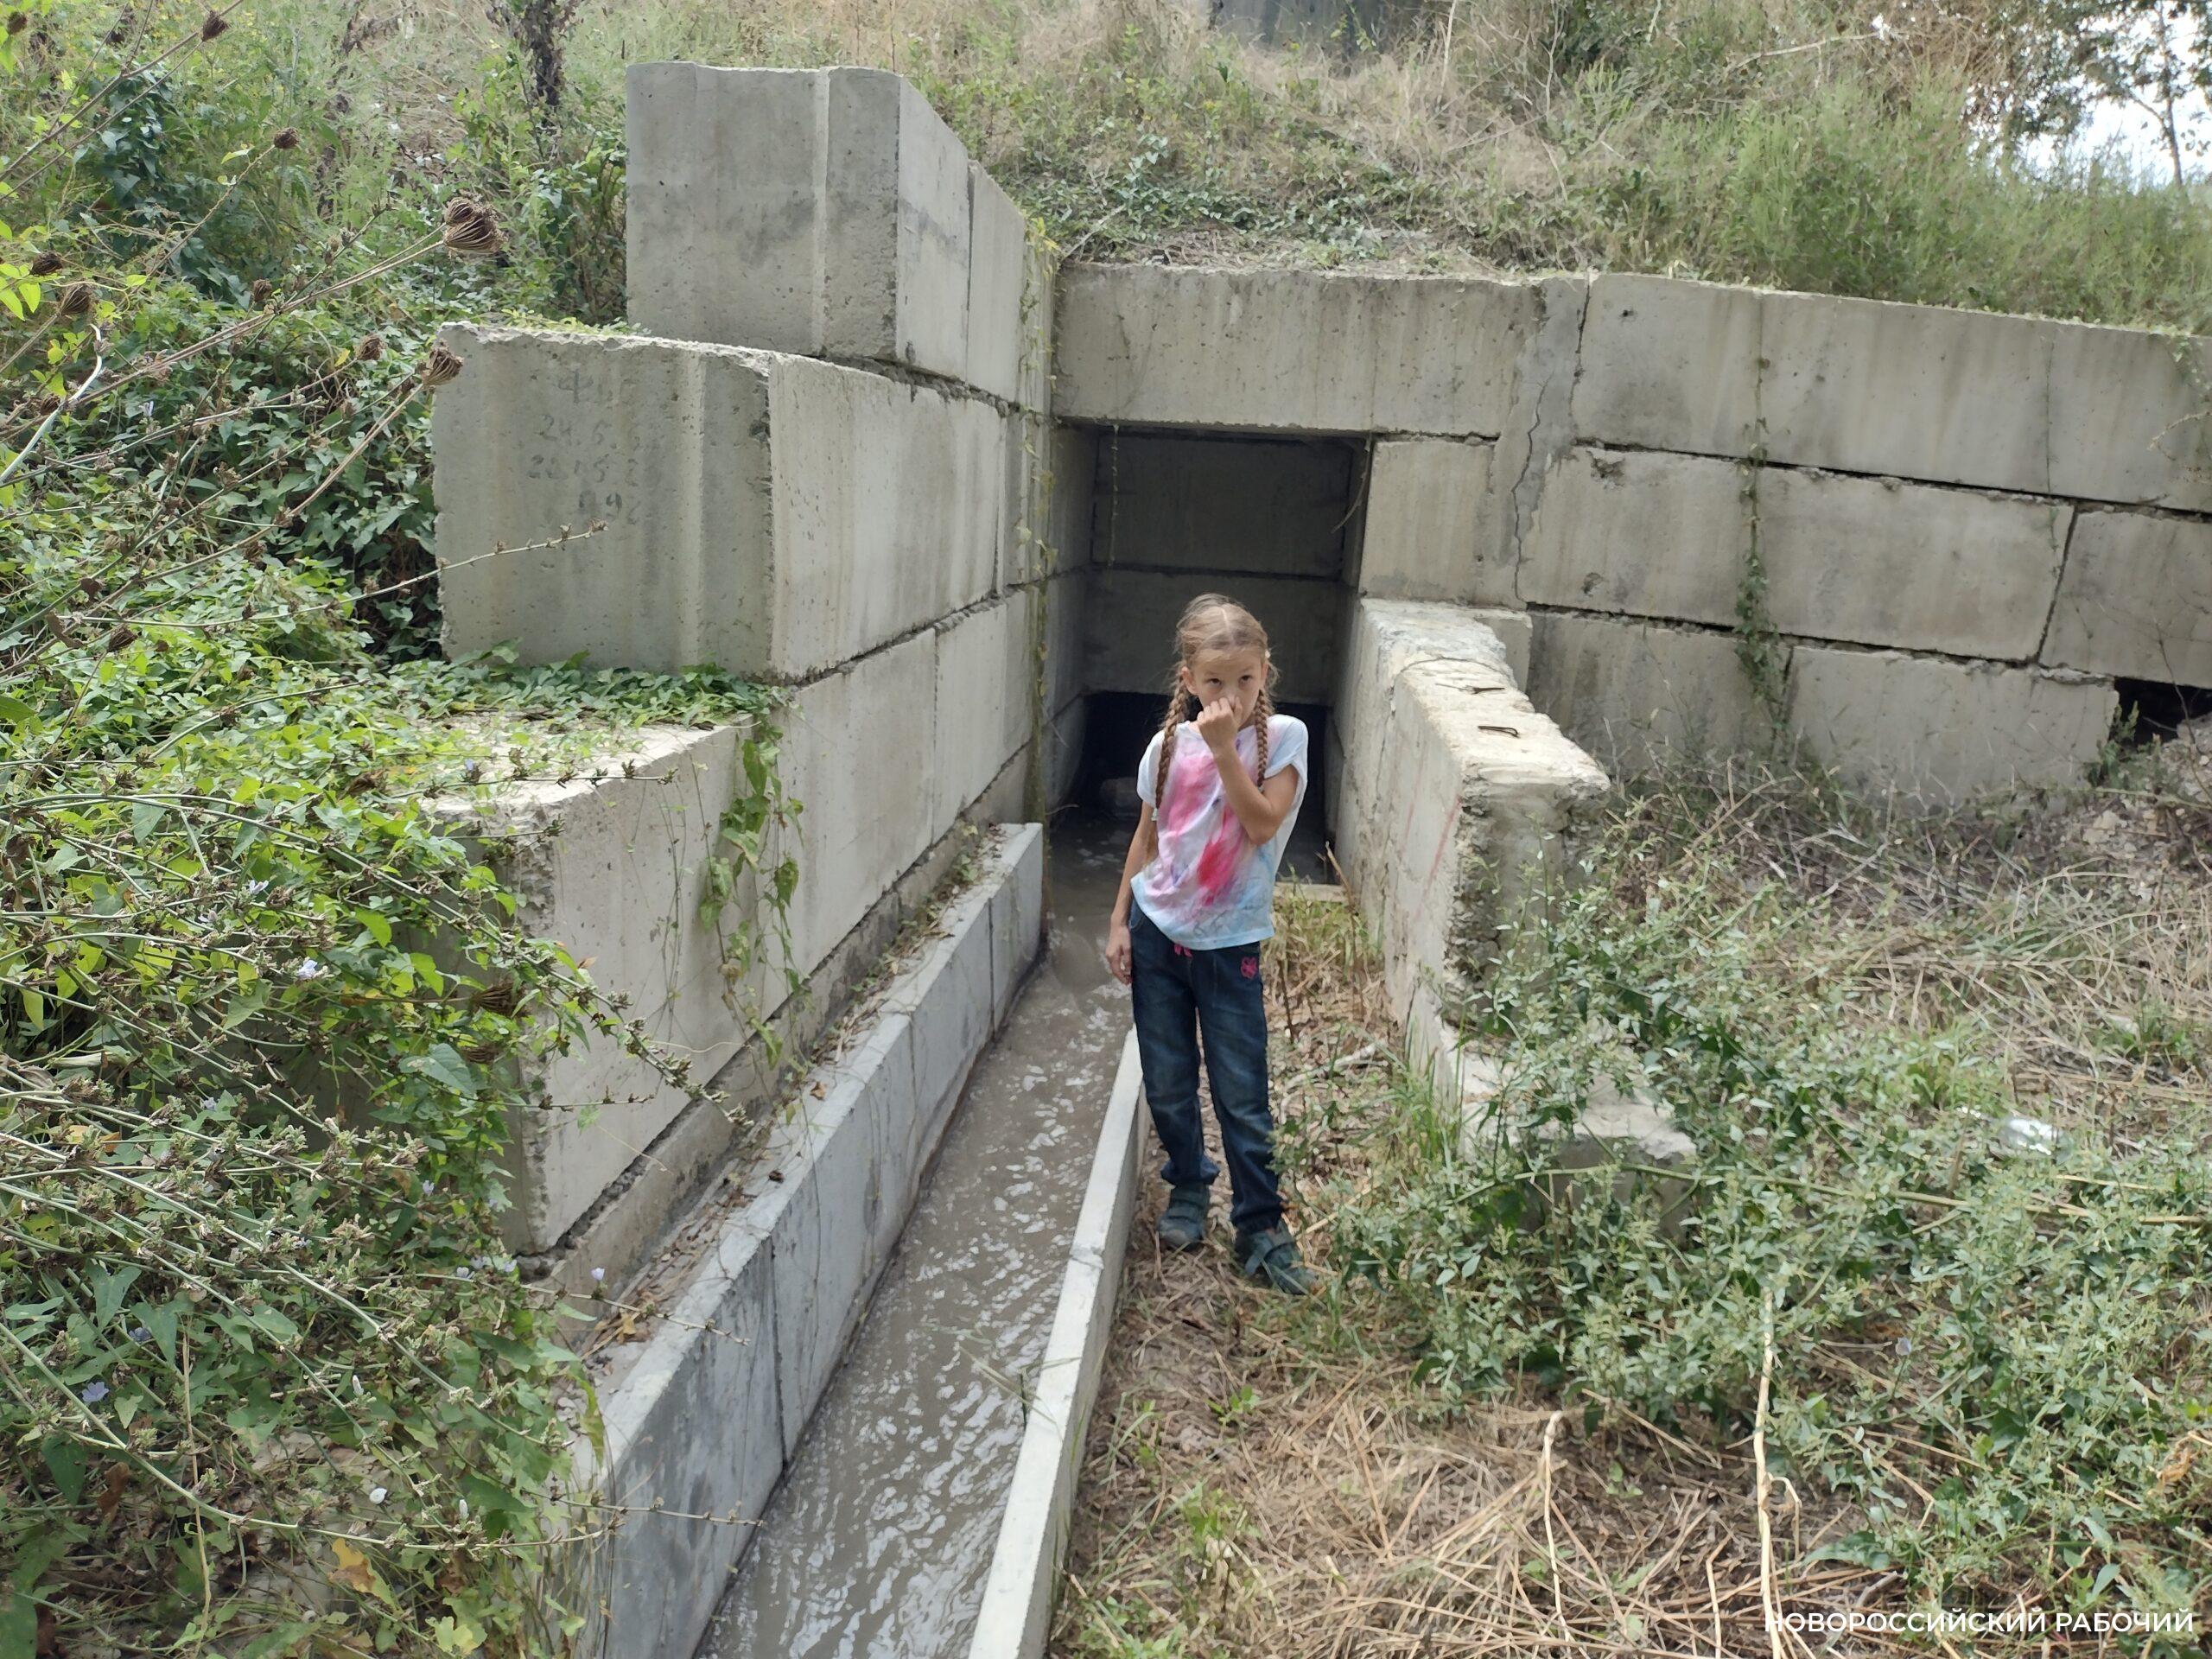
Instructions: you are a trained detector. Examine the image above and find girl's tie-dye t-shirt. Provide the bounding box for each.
[1132,714,1309,950]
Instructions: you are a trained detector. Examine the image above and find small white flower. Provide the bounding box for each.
[589,1267,606,1284]
[457,1497,469,1522]
[351,1373,364,1396]
[292,957,327,982]
[369,1485,387,1505]
[455,1266,472,1280]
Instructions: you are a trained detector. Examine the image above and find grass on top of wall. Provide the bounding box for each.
[78,0,2212,335]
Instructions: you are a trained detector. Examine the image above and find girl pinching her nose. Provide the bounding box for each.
[1105,593,1316,1295]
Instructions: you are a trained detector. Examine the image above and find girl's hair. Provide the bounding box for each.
[1151,592,1278,830]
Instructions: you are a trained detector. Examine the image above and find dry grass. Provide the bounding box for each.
[1052,733,2212,1658]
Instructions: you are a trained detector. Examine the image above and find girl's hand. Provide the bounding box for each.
[1194,696,1242,757]
[1106,918,1133,984]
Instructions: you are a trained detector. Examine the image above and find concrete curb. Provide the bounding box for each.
[964,1027,1146,1658]
[570,823,1046,1659]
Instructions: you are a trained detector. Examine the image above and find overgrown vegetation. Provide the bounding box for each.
[0,7,790,1652]
[128,0,2212,334]
[1063,753,2212,1655]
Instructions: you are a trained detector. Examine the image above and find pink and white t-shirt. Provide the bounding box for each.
[1132,713,1309,950]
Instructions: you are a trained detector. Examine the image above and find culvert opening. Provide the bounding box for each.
[1076,424,1358,883]
[2113,677,2212,744]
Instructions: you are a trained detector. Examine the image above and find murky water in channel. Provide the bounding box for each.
[697,816,1135,1659]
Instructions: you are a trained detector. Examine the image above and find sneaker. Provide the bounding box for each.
[1156,1183,1211,1252]
[1234,1225,1317,1296]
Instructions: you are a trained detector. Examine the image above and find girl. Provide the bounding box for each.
[1105,594,1316,1296]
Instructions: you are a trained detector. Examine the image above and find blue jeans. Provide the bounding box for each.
[1127,902,1283,1235]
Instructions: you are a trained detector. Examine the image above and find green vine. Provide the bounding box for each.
[1732,443,1789,729]
[701,723,806,1078]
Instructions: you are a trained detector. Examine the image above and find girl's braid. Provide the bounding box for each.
[1252,683,1273,785]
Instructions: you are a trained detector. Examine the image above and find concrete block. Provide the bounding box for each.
[1357,438,1507,604]
[780,631,938,978]
[753,1046,899,1459]
[1571,273,1763,457]
[931,598,1033,831]
[1787,646,2118,801]
[1084,568,1339,702]
[1520,447,2067,660]
[2047,319,2212,512]
[581,1225,779,1659]
[1524,613,1778,778]
[1052,263,1535,435]
[1756,288,2052,493]
[988,824,1047,1030]
[880,878,995,1172]
[1332,600,1611,1016]
[626,64,972,382]
[440,723,763,1255]
[766,357,1005,677]
[966,163,1027,404]
[1517,448,1751,625]
[1467,607,1532,688]
[433,326,1002,678]
[2043,509,2212,686]
[1754,467,2069,661]
[1090,431,1352,578]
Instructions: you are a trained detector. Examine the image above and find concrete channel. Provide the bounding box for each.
[694,817,1135,1656]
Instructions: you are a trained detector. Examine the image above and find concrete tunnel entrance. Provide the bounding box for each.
[1070,426,1358,880]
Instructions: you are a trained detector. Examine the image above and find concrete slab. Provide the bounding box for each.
[1084,568,1340,702]
[963,1030,1143,1659]
[574,1221,779,1659]
[753,1042,899,1459]
[931,599,1033,832]
[988,824,1047,1030]
[880,877,996,1179]
[1525,612,1779,778]
[780,630,940,980]
[1090,430,1352,578]
[435,722,761,1255]
[1571,273,1763,457]
[1756,287,2053,494]
[1467,606,1533,688]
[626,64,972,383]
[2047,317,2212,512]
[966,162,1027,404]
[433,325,1002,678]
[1755,466,2069,661]
[1332,600,1611,1019]
[1519,448,2067,660]
[1052,263,1534,435]
[1787,646,2118,801]
[1517,448,1751,625]
[2042,508,2212,687]
[1357,437,1506,604]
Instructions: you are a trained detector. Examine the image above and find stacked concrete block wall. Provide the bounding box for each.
[1328,599,1611,1099]
[1057,262,2212,801]
[431,66,1079,1287]
[573,828,1045,1659]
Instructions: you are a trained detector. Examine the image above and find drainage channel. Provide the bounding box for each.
[697,815,1133,1657]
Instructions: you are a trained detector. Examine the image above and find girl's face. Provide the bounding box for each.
[1181,646,1268,727]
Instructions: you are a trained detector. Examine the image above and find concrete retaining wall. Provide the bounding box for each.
[1329,599,1610,1075]
[572,826,1046,1659]
[1058,257,2212,799]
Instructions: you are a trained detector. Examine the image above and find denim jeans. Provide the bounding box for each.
[1127,902,1283,1235]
